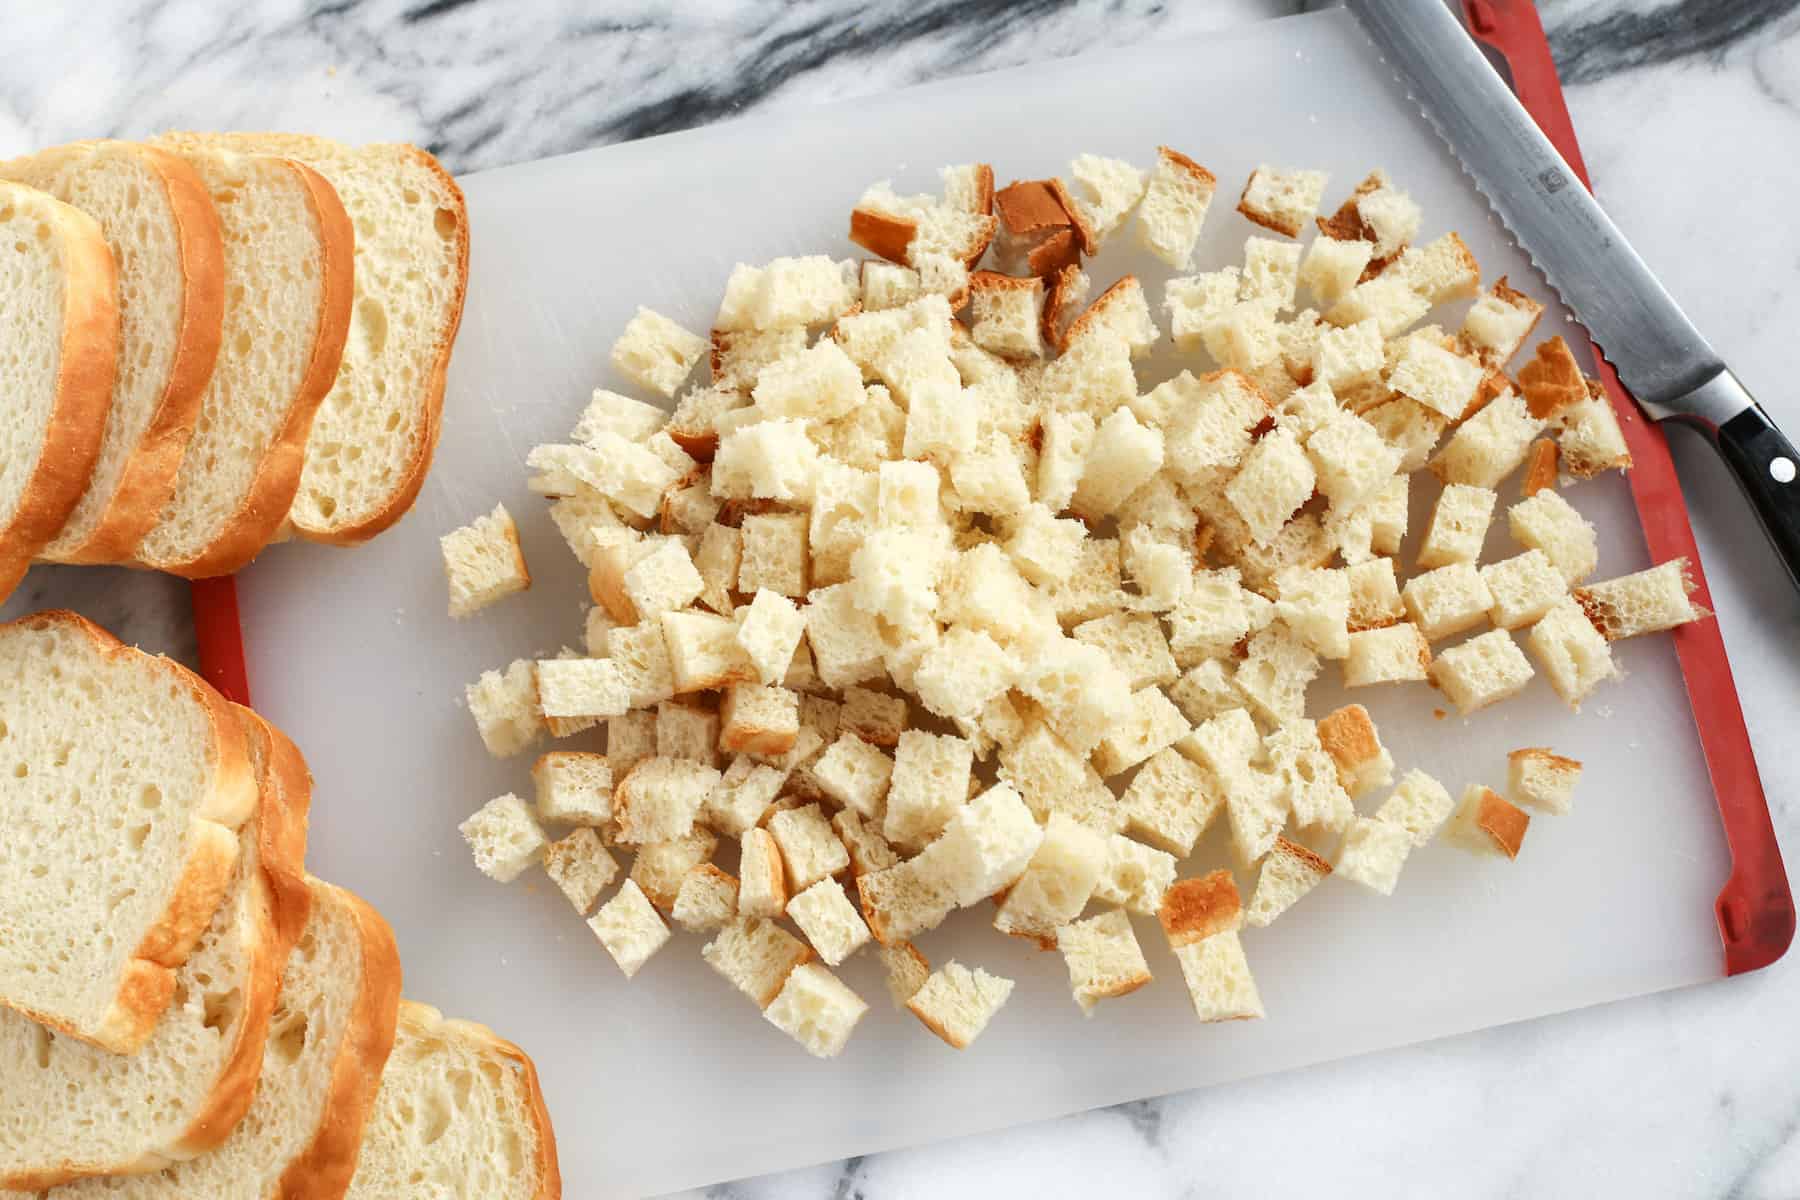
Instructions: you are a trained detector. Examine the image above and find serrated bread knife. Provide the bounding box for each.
[1347,0,1800,590]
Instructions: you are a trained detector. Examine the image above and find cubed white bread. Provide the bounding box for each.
[571,387,666,444]
[1093,687,1190,778]
[764,963,869,1058]
[1374,768,1456,846]
[1445,785,1531,859]
[587,538,655,623]
[1509,490,1599,584]
[737,588,805,685]
[766,802,851,891]
[1460,276,1543,366]
[1171,931,1264,1022]
[1116,747,1219,857]
[1238,165,1327,238]
[1508,747,1583,816]
[875,460,940,532]
[1403,562,1495,640]
[1120,529,1193,613]
[1072,408,1164,520]
[549,490,625,569]
[661,609,759,693]
[1362,396,1448,475]
[665,382,747,459]
[812,732,895,822]
[1417,483,1497,569]
[1074,612,1179,691]
[1431,389,1545,488]
[459,793,548,883]
[1343,622,1433,686]
[1017,634,1134,755]
[1234,624,1321,725]
[949,435,1032,519]
[1164,270,1242,352]
[1246,836,1332,927]
[1036,325,1137,420]
[786,878,873,966]
[1388,338,1484,420]
[906,961,1016,1049]
[994,813,1108,947]
[738,511,809,597]
[1182,706,1260,779]
[1346,556,1405,631]
[1558,389,1634,478]
[544,827,620,914]
[532,751,613,825]
[1310,318,1385,390]
[919,783,1045,908]
[613,757,720,844]
[1481,549,1567,630]
[1032,409,1092,515]
[1526,596,1617,708]
[1167,658,1246,723]
[969,271,1045,359]
[1333,816,1412,895]
[1166,568,1255,665]
[912,625,1019,724]
[694,522,741,614]
[857,856,958,945]
[1316,703,1395,799]
[715,683,796,757]
[1574,559,1707,640]
[629,830,719,912]
[886,337,973,462]
[606,710,657,778]
[606,621,677,709]
[1392,231,1480,303]
[784,637,825,695]
[441,504,530,618]
[879,941,932,1008]
[670,863,740,933]
[1225,426,1315,545]
[529,436,678,517]
[1306,409,1402,510]
[660,473,724,536]
[1063,276,1160,357]
[848,527,941,631]
[1326,274,1430,337]
[832,808,900,877]
[1199,297,1284,372]
[1523,437,1560,496]
[711,417,821,503]
[1136,145,1217,268]
[1274,566,1351,659]
[716,256,857,331]
[702,917,814,1008]
[1263,718,1354,833]
[705,755,786,834]
[1240,237,1304,310]
[1057,908,1153,1015]
[1299,236,1375,308]
[711,327,807,394]
[466,659,545,757]
[884,729,975,848]
[805,582,888,690]
[998,723,1118,833]
[1429,629,1535,715]
[737,826,790,918]
[1066,153,1148,241]
[1050,537,1130,629]
[752,337,862,420]
[609,307,707,398]
[1092,834,1178,916]
[1003,505,1085,588]
[861,260,924,311]
[535,657,629,725]
[587,879,669,978]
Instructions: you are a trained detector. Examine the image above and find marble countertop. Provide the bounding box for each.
[7,1,1800,1196]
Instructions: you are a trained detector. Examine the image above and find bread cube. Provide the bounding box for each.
[1246,836,1331,928]
[1181,706,1259,778]
[587,880,670,978]
[703,756,785,835]
[717,683,798,757]
[1418,483,1497,569]
[632,830,720,911]
[1362,396,1447,475]
[884,730,975,849]
[1064,276,1160,357]
[1093,688,1190,777]
[1136,145,1216,268]
[1374,768,1456,846]
[737,512,808,599]
[606,623,677,710]
[571,387,667,443]
[1060,153,1145,242]
[1557,390,1635,478]
[1333,816,1412,895]
[1000,724,1120,835]
[888,340,973,462]
[653,699,719,765]
[1159,870,1243,946]
[1200,298,1284,371]
[1164,270,1243,351]
[1086,836,1174,918]
[1274,566,1351,660]
[907,961,1016,1049]
[1234,624,1321,725]
[1315,703,1394,800]
[911,624,1018,724]
[831,808,900,878]
[1482,549,1567,631]
[857,857,957,945]
[949,437,1032,519]
[708,327,805,392]
[1508,747,1583,816]
[1113,748,1215,856]
[550,491,625,570]
[703,917,813,1008]
[1165,568,1254,666]
[1430,629,1535,714]
[1072,408,1164,520]
[804,583,887,690]
[692,523,740,615]
[730,592,801,687]
[1167,659,1245,724]
[1311,318,1384,390]
[1343,622,1431,686]
[1432,389,1545,489]
[542,828,620,915]
[786,878,873,967]
[968,270,1045,359]
[1225,426,1315,545]
[1034,408,1095,513]
[1446,784,1531,858]
[1058,908,1153,1015]
[671,863,739,933]
[829,688,902,749]
[659,610,758,693]
[751,337,862,421]
[1327,274,1430,337]
[466,660,546,758]
[1050,537,1129,628]
[1508,490,1599,584]
[441,503,530,618]
[875,459,941,533]
[764,963,869,1058]
[808,462,880,587]
[1392,231,1480,303]
[738,827,789,918]
[1298,237,1374,309]
[1240,237,1304,310]
[1345,557,1404,632]
[712,417,820,503]
[763,804,849,893]
[1260,719,1352,834]
[1306,409,1401,510]
[1237,164,1327,237]
[1575,559,1706,640]
[918,783,1045,908]
[614,757,720,844]
[530,436,678,517]
[1018,634,1134,755]
[1526,597,1616,708]
[459,793,549,883]
[811,733,895,822]
[611,307,706,397]
[861,261,923,311]
[1073,612,1178,691]
[1460,276,1543,366]
[994,814,1108,947]
[1172,931,1264,1023]
[878,941,932,1009]
[1120,528,1194,613]
[1389,338,1484,420]
[1403,562,1495,640]
[532,753,613,831]
[606,710,657,778]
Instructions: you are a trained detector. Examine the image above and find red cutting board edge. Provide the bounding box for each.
[190,1,1794,976]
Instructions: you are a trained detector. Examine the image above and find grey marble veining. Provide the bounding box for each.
[4,3,1800,1198]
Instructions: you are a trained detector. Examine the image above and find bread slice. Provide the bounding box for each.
[0,180,119,599]
[163,133,468,544]
[133,144,353,577]
[343,1001,561,1200]
[0,704,311,1188]
[0,611,260,1052]
[1,142,225,564]
[49,878,402,1200]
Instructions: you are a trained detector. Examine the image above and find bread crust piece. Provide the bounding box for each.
[1159,870,1243,947]
[0,611,260,1054]
[14,143,227,564]
[0,184,118,602]
[849,206,916,264]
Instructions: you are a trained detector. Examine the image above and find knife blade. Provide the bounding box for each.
[1346,0,1800,592]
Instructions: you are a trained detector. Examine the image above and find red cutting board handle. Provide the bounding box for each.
[1464,0,1794,975]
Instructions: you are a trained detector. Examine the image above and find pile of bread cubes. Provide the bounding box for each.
[441,147,1708,1059]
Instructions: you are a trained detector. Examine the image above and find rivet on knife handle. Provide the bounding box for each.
[1700,373,1800,592]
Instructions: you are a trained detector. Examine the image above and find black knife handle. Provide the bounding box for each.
[1712,402,1800,593]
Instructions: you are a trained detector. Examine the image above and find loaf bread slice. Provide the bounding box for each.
[164,133,470,545]
[0,703,311,1188]
[0,142,225,564]
[342,1001,561,1200]
[133,144,353,577]
[0,611,260,1052]
[48,878,403,1200]
[0,181,119,600]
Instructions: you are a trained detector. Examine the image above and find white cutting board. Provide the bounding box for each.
[236,10,1733,1196]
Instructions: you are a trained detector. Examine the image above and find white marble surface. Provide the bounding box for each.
[6,1,1800,1196]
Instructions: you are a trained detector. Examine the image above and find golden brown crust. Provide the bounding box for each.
[1509,746,1583,773]
[1040,262,1086,349]
[969,269,1043,297]
[849,206,916,264]
[1236,169,1302,238]
[0,187,118,602]
[1271,835,1332,877]
[964,164,995,215]
[1316,704,1382,778]
[1473,788,1530,859]
[1025,226,1080,278]
[1157,145,1217,190]
[1523,438,1559,496]
[906,997,972,1049]
[994,179,1071,236]
[1159,870,1242,947]
[276,883,403,1200]
[1044,177,1097,256]
[1060,275,1140,352]
[1518,335,1586,421]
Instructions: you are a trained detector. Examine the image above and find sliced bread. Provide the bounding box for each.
[343,1001,560,1200]
[0,611,260,1052]
[0,181,119,600]
[49,877,403,1200]
[132,145,353,577]
[162,132,470,545]
[0,703,312,1189]
[0,141,225,564]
